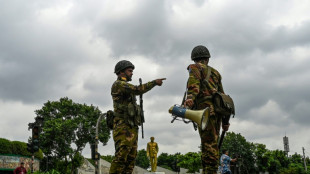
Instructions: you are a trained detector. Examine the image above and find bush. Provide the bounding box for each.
[0,137,43,160]
[32,169,61,174]
[0,138,12,154]
[12,141,27,156]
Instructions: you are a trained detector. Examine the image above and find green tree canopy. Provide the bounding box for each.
[157,152,180,172]
[34,97,110,174]
[253,143,269,172]
[178,152,201,173]
[0,138,43,159]
[220,132,256,173]
[135,149,149,169]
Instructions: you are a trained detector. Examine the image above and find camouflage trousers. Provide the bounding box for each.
[109,118,138,174]
[199,111,221,174]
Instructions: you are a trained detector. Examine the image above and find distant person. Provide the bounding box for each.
[13,162,27,174]
[219,150,237,174]
[147,136,159,172]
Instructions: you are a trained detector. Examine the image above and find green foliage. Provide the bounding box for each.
[0,138,12,154]
[86,158,95,166]
[32,169,61,174]
[157,152,180,172]
[154,131,310,173]
[254,143,269,172]
[71,152,84,170]
[101,155,114,163]
[220,132,309,174]
[279,163,307,174]
[135,149,149,169]
[178,152,201,173]
[12,141,29,156]
[221,132,256,173]
[291,153,303,164]
[159,164,173,170]
[34,97,111,174]
[266,150,290,173]
[0,138,43,159]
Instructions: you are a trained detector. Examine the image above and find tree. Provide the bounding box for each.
[280,153,308,174]
[0,138,12,154]
[0,138,43,159]
[136,149,149,169]
[267,150,290,173]
[158,152,176,171]
[178,152,201,173]
[157,152,181,172]
[221,132,256,173]
[253,143,269,172]
[34,97,110,174]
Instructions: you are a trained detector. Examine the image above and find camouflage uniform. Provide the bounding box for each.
[109,76,157,174]
[186,62,224,174]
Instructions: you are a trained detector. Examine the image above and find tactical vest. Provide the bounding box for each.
[114,93,142,127]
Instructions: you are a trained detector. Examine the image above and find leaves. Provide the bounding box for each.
[157,152,180,172]
[178,152,201,173]
[221,132,256,173]
[33,97,111,173]
[135,149,150,169]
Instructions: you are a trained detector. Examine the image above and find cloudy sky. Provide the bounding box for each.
[1,0,310,158]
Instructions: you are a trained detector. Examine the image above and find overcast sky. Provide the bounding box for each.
[1,0,310,158]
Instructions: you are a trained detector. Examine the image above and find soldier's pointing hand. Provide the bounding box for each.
[155,78,166,86]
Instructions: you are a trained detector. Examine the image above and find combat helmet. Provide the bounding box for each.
[114,60,135,74]
[191,45,211,60]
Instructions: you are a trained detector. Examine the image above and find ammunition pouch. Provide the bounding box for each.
[213,92,235,116]
[106,110,114,130]
[114,102,143,127]
[128,103,143,126]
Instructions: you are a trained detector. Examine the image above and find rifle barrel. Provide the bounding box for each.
[139,78,144,139]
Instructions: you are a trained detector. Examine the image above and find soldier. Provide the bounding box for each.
[183,45,230,174]
[146,136,159,172]
[109,60,166,174]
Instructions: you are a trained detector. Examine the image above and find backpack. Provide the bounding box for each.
[106,110,114,130]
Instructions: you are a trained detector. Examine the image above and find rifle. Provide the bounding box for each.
[218,114,231,149]
[139,78,145,139]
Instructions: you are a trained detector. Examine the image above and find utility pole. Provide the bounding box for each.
[302,147,307,172]
[95,112,106,174]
